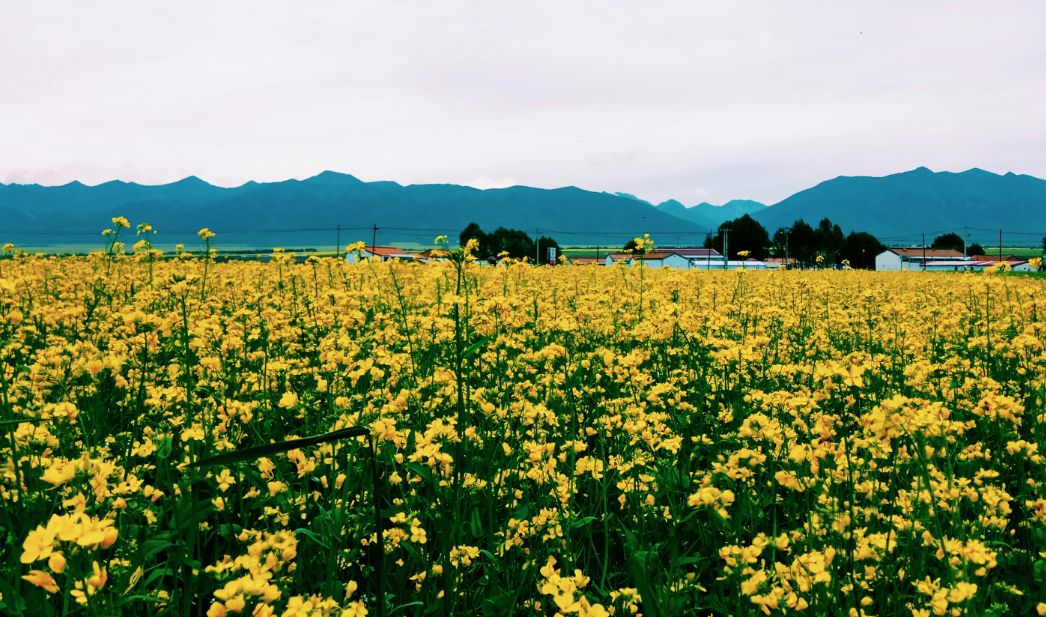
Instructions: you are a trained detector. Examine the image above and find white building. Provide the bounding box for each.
[922,260,977,272]
[605,248,723,269]
[874,248,1036,273]
[875,248,967,271]
[628,252,690,269]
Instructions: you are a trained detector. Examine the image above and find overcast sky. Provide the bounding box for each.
[2,1,1044,205]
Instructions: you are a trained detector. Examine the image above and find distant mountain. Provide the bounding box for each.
[5,167,1044,250]
[654,200,714,230]
[0,172,704,248]
[655,199,767,230]
[611,192,648,203]
[752,167,1046,241]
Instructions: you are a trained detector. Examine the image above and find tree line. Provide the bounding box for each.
[689,215,1040,269]
[459,223,561,264]
[458,221,1046,270]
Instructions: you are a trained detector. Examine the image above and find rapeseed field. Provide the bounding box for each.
[1,229,1044,616]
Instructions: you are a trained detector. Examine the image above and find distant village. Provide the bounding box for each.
[346,245,1039,272]
[341,219,1043,272]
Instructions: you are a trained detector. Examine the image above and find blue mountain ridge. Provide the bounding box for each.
[0,171,708,247]
[752,167,1046,241]
[2,168,1044,247]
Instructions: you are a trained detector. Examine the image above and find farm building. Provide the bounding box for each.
[875,248,966,271]
[875,248,1035,272]
[711,259,772,270]
[604,248,722,269]
[1008,261,1036,272]
[627,252,691,269]
[921,260,977,272]
[970,254,1020,263]
[965,259,1036,272]
[659,248,720,260]
[765,257,798,268]
[415,249,447,263]
[345,245,416,264]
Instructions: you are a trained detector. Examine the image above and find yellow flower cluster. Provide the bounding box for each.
[20,506,118,600]
[538,557,609,617]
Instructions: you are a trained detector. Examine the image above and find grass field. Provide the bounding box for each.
[1,238,1044,616]
[997,247,1046,259]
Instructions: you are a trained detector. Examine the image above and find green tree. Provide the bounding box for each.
[459,222,490,257]
[704,214,770,259]
[931,232,964,253]
[813,218,846,264]
[968,242,986,257]
[459,225,560,262]
[772,219,817,267]
[488,227,535,261]
[842,231,885,269]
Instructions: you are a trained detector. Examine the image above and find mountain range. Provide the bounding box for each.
[1,167,1044,249]
[653,199,767,230]
[0,172,705,249]
[752,167,1046,241]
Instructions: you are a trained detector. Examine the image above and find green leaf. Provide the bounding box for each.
[511,503,530,521]
[464,336,489,360]
[139,536,176,561]
[119,594,170,605]
[571,516,598,530]
[622,526,664,617]
[294,527,332,550]
[389,601,425,616]
[404,462,433,483]
[140,566,175,589]
[156,436,173,460]
[190,426,370,468]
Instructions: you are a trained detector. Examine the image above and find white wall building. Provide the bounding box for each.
[875,248,967,271]
[606,248,723,269]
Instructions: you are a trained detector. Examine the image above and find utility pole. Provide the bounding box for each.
[723,229,729,270]
[998,229,1003,261]
[706,233,712,270]
[336,224,341,256]
[922,233,926,271]
[595,245,600,263]
[371,224,378,256]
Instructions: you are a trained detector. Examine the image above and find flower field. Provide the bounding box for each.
[1,244,1044,616]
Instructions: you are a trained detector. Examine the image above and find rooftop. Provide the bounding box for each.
[363,246,414,257]
[660,248,721,257]
[887,247,965,259]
